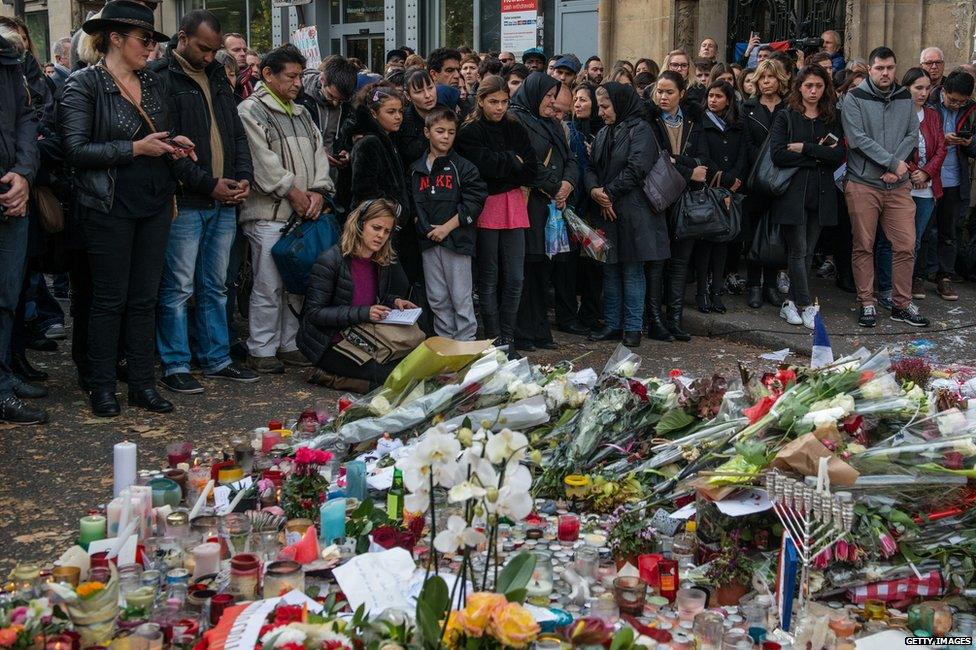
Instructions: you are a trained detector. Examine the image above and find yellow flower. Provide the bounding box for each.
[457,592,506,637]
[489,602,540,648]
[443,610,464,649]
[75,582,106,599]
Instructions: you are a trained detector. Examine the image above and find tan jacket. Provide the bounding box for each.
[237,82,334,224]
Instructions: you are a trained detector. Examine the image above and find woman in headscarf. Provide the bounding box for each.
[585,83,670,348]
[508,72,579,353]
[568,81,605,331]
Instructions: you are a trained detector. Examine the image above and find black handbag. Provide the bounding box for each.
[709,192,744,243]
[747,214,788,267]
[747,116,797,196]
[672,173,732,240]
[642,138,687,212]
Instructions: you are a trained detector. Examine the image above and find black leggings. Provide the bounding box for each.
[694,241,727,296]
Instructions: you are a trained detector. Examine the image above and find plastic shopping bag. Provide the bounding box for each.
[545,201,571,258]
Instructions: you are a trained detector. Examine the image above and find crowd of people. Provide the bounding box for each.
[2,0,976,424]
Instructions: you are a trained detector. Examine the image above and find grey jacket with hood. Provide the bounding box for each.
[842,78,919,189]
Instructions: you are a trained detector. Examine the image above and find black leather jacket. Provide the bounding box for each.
[58,64,175,214]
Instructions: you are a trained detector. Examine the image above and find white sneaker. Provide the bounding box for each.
[801,304,818,330]
[777,271,790,295]
[780,300,802,326]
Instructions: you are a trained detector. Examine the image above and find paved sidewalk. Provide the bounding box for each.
[683,276,976,363]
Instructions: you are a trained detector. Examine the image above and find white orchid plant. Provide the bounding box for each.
[396,421,536,599]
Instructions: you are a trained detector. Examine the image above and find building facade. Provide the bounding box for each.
[2,0,973,75]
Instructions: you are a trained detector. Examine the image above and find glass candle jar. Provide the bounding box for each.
[612,576,647,615]
[229,553,261,600]
[589,595,619,624]
[557,515,580,544]
[863,599,887,621]
[263,560,304,598]
[186,466,211,506]
[525,551,555,607]
[163,469,187,501]
[249,530,283,564]
[721,631,754,650]
[693,611,725,650]
[675,587,707,621]
[51,566,80,587]
[221,513,252,557]
[165,510,190,539]
[573,546,599,581]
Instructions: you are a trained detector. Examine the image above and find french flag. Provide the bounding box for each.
[810,311,834,369]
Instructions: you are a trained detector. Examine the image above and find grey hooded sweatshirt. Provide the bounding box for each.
[842,77,919,189]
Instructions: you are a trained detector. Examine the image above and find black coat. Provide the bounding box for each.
[769,108,845,227]
[297,245,408,365]
[0,36,39,185]
[510,73,579,256]
[455,116,537,196]
[394,104,428,172]
[58,65,176,214]
[410,149,488,256]
[741,96,786,168]
[349,104,412,224]
[585,116,669,263]
[151,55,254,209]
[699,114,749,189]
[643,100,706,182]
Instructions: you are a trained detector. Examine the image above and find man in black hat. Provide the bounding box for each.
[522,47,546,72]
[0,24,46,424]
[151,9,259,395]
[552,55,579,86]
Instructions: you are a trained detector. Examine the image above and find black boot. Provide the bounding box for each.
[747,286,762,309]
[128,388,174,414]
[646,264,673,342]
[665,264,692,342]
[90,389,121,418]
[12,352,48,381]
[709,292,726,314]
[587,326,622,342]
[695,292,711,313]
[623,331,642,348]
[763,286,782,306]
[481,312,500,340]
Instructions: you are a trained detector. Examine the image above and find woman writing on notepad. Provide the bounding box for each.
[297,199,417,392]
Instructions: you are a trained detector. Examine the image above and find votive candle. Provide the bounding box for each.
[79,515,107,545]
[114,441,137,497]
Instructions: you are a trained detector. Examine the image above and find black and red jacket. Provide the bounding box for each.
[409,149,487,256]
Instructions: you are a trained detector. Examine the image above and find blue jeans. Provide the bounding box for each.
[602,262,645,332]
[157,204,237,375]
[0,216,28,397]
[874,196,935,292]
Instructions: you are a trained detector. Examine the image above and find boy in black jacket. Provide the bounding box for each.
[410,107,488,341]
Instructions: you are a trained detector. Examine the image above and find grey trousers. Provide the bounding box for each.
[422,246,477,341]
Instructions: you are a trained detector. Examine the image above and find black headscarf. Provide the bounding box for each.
[601,82,643,124]
[510,71,561,118]
[572,83,604,137]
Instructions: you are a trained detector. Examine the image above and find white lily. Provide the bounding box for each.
[485,428,529,465]
[434,515,486,553]
[404,481,431,513]
[489,463,533,521]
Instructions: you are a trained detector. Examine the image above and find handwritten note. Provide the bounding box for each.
[332,547,417,613]
[380,308,422,325]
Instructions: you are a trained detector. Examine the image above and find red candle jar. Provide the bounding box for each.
[89,551,109,569]
[557,514,580,542]
[262,469,285,487]
[658,558,679,603]
[230,553,261,599]
[210,593,235,625]
[166,442,192,468]
[268,419,283,431]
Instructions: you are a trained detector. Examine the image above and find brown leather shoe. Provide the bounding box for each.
[277,349,313,367]
[937,278,958,301]
[307,368,370,394]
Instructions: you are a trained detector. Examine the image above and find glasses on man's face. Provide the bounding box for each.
[921,60,944,67]
[670,62,689,70]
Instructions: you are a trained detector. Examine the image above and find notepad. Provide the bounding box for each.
[380,308,422,325]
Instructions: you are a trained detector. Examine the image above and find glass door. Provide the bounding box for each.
[344,34,385,74]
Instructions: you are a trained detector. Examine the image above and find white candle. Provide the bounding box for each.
[109,520,137,558]
[191,542,221,579]
[114,441,137,497]
[189,479,214,520]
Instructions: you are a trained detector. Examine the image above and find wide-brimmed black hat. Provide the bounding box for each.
[82,0,169,44]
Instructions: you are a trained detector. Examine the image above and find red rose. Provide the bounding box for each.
[842,414,863,434]
[943,452,964,470]
[371,525,400,549]
[406,514,425,539]
[743,395,775,424]
[628,379,649,402]
[274,604,305,625]
[397,530,417,552]
[668,368,682,378]
[338,396,353,412]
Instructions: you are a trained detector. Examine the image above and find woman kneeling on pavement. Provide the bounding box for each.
[297,199,417,393]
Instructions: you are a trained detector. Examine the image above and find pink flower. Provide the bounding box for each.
[877,529,898,559]
[834,539,851,563]
[812,547,832,569]
[294,447,334,466]
[9,608,26,625]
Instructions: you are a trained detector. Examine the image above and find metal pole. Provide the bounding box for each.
[13,0,26,21]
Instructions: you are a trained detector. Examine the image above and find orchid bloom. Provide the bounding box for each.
[433,515,487,553]
[485,428,529,466]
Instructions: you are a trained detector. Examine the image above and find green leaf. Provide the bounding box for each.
[419,575,450,620]
[416,600,442,650]
[495,552,536,596]
[462,416,472,430]
[610,627,635,650]
[655,408,695,435]
[505,588,527,603]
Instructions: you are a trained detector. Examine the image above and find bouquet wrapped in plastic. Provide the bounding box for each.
[563,206,609,262]
[49,565,120,648]
[545,202,571,258]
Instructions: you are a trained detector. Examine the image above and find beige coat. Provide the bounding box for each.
[237,82,333,224]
